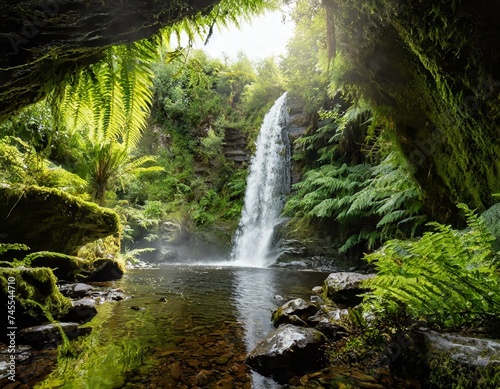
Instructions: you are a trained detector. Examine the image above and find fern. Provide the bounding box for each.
[363,204,500,327]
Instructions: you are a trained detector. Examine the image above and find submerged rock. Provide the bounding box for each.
[18,322,90,344]
[245,324,327,383]
[271,298,318,327]
[323,272,375,307]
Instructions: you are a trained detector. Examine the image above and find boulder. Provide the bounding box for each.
[271,298,318,327]
[245,324,327,383]
[0,186,120,255]
[323,272,375,307]
[18,322,90,344]
[24,252,90,281]
[62,298,98,324]
[58,283,93,298]
[308,308,349,340]
[161,221,188,244]
[0,267,72,333]
[84,258,124,281]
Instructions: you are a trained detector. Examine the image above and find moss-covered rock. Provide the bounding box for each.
[0,267,72,333]
[24,251,90,281]
[420,329,500,388]
[0,185,120,255]
[84,258,124,282]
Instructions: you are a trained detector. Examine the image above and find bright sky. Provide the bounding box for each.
[184,10,295,61]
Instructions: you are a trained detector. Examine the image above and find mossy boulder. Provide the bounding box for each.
[0,185,120,255]
[24,251,90,281]
[0,267,72,333]
[84,258,124,282]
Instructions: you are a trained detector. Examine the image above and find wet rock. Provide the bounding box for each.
[59,283,93,298]
[85,258,124,281]
[214,354,232,365]
[214,375,234,389]
[323,272,375,307]
[245,324,327,383]
[222,128,248,165]
[161,221,188,244]
[0,344,59,388]
[169,361,183,381]
[420,329,500,366]
[130,306,145,311]
[312,286,323,294]
[195,369,213,386]
[18,323,89,344]
[61,297,98,323]
[414,329,500,387]
[308,308,349,340]
[310,295,323,304]
[271,298,318,327]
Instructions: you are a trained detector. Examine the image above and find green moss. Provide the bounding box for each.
[0,267,72,329]
[24,251,90,281]
[37,303,150,388]
[331,0,500,222]
[427,353,500,389]
[0,185,120,255]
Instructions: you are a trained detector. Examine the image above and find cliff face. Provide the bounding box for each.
[328,0,500,220]
[0,0,218,118]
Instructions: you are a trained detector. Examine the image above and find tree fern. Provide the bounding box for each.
[363,204,500,327]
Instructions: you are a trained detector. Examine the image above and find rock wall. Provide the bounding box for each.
[0,0,219,118]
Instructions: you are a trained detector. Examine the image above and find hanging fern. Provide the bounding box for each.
[363,204,500,327]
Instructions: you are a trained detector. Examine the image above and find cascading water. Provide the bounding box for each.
[231,92,290,267]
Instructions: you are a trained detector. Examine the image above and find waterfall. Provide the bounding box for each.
[231,92,290,267]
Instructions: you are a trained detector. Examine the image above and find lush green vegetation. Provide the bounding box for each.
[364,205,500,328]
[1,0,500,386]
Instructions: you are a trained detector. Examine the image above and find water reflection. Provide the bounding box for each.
[232,268,280,388]
[37,265,327,388]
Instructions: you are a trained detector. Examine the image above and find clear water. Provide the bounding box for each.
[231,93,291,267]
[41,264,328,388]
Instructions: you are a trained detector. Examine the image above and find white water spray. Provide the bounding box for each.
[231,93,290,267]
